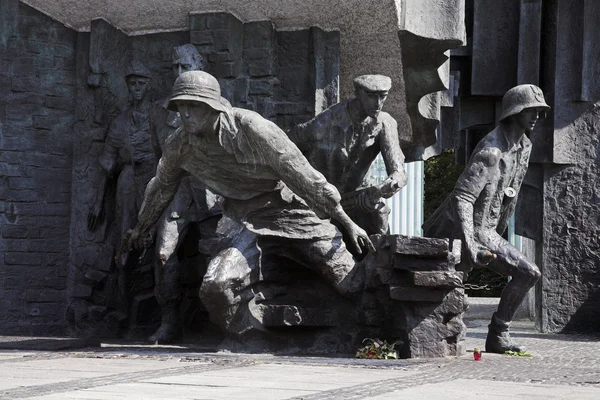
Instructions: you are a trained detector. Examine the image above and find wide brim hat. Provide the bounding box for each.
[167,71,228,113]
[499,84,550,121]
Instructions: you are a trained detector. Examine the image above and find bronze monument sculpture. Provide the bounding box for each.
[423,84,549,353]
[88,59,155,271]
[146,44,222,343]
[118,71,466,357]
[288,75,407,236]
[123,70,377,335]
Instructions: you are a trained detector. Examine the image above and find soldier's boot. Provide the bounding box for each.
[485,312,526,353]
[149,305,183,344]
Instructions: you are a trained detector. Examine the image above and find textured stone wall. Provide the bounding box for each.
[66,20,192,338]
[19,0,408,135]
[538,0,600,332]
[20,0,470,162]
[448,0,600,332]
[0,0,77,335]
[189,13,339,132]
[541,162,600,332]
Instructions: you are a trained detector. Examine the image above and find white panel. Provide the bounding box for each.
[375,160,424,236]
[508,213,523,251]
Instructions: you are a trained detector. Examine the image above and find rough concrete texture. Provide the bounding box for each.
[20,0,409,138]
[471,0,520,96]
[402,0,465,42]
[400,0,465,159]
[541,163,600,332]
[450,0,600,333]
[21,0,466,160]
[536,0,600,333]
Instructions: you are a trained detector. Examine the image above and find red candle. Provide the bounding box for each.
[474,347,482,361]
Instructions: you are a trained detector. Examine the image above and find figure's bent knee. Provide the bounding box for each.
[155,236,179,267]
[530,263,541,283]
[516,259,541,286]
[203,248,248,290]
[156,252,169,266]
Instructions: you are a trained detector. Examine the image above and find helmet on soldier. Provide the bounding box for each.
[168,71,228,113]
[499,84,550,121]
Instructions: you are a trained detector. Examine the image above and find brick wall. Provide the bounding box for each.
[190,13,339,132]
[0,1,77,335]
[66,19,192,337]
[0,5,339,337]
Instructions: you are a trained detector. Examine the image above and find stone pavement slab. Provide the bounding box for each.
[144,363,413,388]
[0,320,599,399]
[370,379,600,399]
[0,355,214,398]
[31,364,415,400]
[2,357,413,400]
[0,357,193,392]
[32,384,316,400]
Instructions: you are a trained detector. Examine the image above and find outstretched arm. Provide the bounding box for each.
[123,138,185,250]
[452,147,500,265]
[379,116,407,197]
[244,115,375,254]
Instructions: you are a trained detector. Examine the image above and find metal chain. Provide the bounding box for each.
[464,281,506,291]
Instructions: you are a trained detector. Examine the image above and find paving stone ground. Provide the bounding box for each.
[0,319,599,399]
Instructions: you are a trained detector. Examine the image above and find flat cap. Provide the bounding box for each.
[125,59,152,79]
[353,75,392,92]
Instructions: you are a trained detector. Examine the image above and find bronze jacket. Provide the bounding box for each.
[287,99,405,194]
[423,126,532,243]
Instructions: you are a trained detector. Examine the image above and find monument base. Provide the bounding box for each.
[202,234,466,358]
